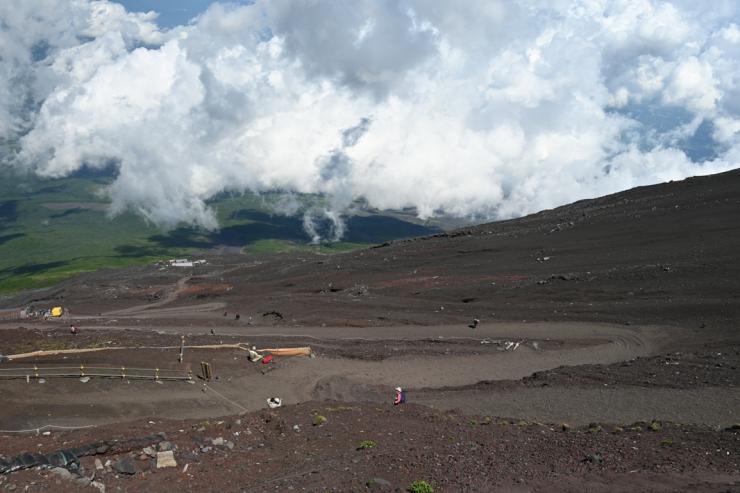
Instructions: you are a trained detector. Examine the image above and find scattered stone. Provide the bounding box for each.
[561,423,570,432]
[79,377,90,383]
[225,441,234,450]
[293,425,301,433]
[94,458,104,471]
[211,437,224,446]
[200,446,212,453]
[49,467,73,480]
[583,453,603,464]
[37,379,46,384]
[156,451,177,469]
[76,477,92,487]
[367,478,392,489]
[96,445,109,454]
[142,446,156,457]
[158,441,173,452]
[112,457,136,475]
[90,481,105,493]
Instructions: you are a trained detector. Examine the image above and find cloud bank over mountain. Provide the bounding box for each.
[1,0,738,236]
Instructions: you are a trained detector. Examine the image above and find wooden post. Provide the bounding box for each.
[179,336,185,363]
[200,361,212,381]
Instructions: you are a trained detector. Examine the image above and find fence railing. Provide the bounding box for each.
[0,365,193,381]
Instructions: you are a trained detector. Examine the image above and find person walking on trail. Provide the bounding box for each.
[394,387,405,405]
[70,324,78,335]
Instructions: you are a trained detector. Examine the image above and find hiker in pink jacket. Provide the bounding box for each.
[394,387,405,405]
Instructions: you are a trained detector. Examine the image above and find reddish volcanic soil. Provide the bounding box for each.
[1,170,740,491]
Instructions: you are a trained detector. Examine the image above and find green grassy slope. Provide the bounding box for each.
[0,169,441,295]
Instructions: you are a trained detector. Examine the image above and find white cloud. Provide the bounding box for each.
[0,0,739,238]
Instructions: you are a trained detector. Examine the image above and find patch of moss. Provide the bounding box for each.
[357,440,377,450]
[408,480,433,493]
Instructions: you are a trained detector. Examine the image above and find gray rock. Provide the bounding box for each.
[111,457,136,475]
[94,458,104,471]
[50,467,73,480]
[76,477,92,487]
[583,453,604,464]
[90,481,106,493]
[366,478,392,489]
[157,441,174,452]
[225,441,234,450]
[142,446,156,457]
[211,437,224,446]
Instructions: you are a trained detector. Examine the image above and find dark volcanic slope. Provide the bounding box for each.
[12,169,740,335]
[203,169,740,332]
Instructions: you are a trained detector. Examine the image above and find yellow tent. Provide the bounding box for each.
[50,307,63,317]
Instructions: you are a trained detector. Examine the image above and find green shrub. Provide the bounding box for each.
[357,440,376,450]
[408,480,433,493]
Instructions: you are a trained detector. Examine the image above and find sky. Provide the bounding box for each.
[0,1,738,240]
[117,0,238,28]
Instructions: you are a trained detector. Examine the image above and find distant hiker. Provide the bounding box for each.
[210,328,216,336]
[469,318,480,329]
[235,313,240,320]
[394,387,405,405]
[70,324,78,335]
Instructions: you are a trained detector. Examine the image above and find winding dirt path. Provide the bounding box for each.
[1,321,705,428]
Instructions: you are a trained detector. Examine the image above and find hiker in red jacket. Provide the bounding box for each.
[394,387,405,405]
